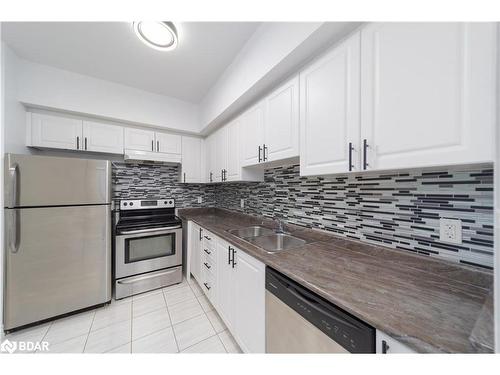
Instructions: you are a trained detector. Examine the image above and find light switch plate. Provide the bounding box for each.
[439,218,462,244]
[197,197,203,204]
[240,199,245,208]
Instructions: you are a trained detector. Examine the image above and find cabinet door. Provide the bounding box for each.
[204,135,215,183]
[361,23,496,170]
[216,239,235,330]
[234,249,266,353]
[124,128,155,152]
[189,222,201,282]
[376,331,416,353]
[31,113,82,151]
[156,132,182,155]
[299,32,361,176]
[181,136,202,183]
[241,102,265,166]
[265,75,299,162]
[214,127,228,182]
[226,119,241,181]
[82,121,124,154]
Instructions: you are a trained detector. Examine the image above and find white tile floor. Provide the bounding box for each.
[4,277,242,354]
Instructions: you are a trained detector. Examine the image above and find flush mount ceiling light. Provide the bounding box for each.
[133,21,178,51]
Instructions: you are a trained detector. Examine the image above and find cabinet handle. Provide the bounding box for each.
[203,282,211,291]
[224,169,227,181]
[199,228,203,241]
[209,172,213,183]
[183,173,186,183]
[76,136,80,150]
[263,144,268,161]
[157,140,160,152]
[204,248,211,255]
[84,137,88,151]
[231,248,237,268]
[382,340,389,354]
[203,262,211,270]
[363,139,369,170]
[227,246,231,265]
[348,142,354,171]
[204,235,211,240]
[258,145,262,162]
[152,140,154,151]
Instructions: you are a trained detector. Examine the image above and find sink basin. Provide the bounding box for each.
[228,226,274,239]
[247,233,306,253]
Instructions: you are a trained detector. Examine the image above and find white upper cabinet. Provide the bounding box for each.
[241,101,265,166]
[181,136,202,183]
[156,132,182,155]
[226,119,241,181]
[265,75,300,163]
[360,23,496,170]
[204,134,215,183]
[82,121,124,154]
[300,32,361,176]
[30,113,82,151]
[214,127,228,182]
[124,128,156,152]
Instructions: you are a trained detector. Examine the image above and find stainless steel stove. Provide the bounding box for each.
[114,199,183,299]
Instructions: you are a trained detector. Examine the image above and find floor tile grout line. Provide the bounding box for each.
[179,333,224,353]
[161,289,180,353]
[82,309,97,353]
[129,297,133,353]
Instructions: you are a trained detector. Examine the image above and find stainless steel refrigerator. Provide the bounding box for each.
[3,153,112,331]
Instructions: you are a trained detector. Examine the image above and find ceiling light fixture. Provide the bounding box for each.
[133,21,178,51]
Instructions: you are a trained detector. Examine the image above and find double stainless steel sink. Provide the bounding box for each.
[228,226,306,253]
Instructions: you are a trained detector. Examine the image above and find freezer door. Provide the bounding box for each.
[4,153,111,207]
[4,205,111,330]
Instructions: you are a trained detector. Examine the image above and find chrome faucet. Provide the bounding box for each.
[274,216,286,233]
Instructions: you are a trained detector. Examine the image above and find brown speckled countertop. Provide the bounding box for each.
[178,207,494,353]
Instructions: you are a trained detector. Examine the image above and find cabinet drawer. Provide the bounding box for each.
[201,268,216,303]
[202,252,216,275]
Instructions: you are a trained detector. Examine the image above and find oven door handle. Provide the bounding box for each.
[118,225,182,235]
[117,268,179,284]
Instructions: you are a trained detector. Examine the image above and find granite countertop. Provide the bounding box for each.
[178,207,494,353]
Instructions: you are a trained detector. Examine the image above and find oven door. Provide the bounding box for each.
[115,226,182,279]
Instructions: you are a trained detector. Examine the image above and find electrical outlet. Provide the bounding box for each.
[439,218,462,244]
[240,199,245,208]
[197,197,203,204]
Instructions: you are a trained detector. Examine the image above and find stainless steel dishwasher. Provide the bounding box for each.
[266,267,375,353]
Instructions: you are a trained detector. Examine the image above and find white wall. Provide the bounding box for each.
[199,22,362,133]
[495,24,500,353]
[13,48,200,134]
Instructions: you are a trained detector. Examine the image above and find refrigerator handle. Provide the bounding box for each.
[7,209,20,254]
[8,162,19,208]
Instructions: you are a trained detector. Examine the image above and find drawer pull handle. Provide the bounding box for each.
[203,282,211,290]
[204,262,211,269]
[204,235,211,240]
[204,249,211,255]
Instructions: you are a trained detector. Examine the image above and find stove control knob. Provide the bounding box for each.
[123,202,128,206]
[164,201,168,205]
[169,200,173,204]
[130,202,134,206]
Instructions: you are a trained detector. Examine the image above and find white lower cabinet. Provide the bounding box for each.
[187,222,266,353]
[376,330,416,354]
[188,222,202,282]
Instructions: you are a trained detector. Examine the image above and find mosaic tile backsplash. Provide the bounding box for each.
[112,161,494,269]
[112,162,216,207]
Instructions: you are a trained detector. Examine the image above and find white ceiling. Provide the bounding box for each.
[2,22,260,103]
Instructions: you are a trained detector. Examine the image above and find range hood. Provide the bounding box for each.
[124,149,182,164]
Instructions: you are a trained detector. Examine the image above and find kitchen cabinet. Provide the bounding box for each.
[226,119,242,181]
[204,134,216,183]
[241,101,265,166]
[216,238,236,330]
[300,32,361,176]
[188,222,202,282]
[264,75,300,163]
[82,120,124,154]
[156,132,182,155]
[232,248,266,353]
[124,128,156,152]
[360,22,495,170]
[376,330,416,353]
[214,126,228,182]
[181,136,202,183]
[30,113,83,151]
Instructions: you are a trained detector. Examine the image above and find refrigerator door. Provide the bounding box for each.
[4,153,111,208]
[4,205,111,330]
